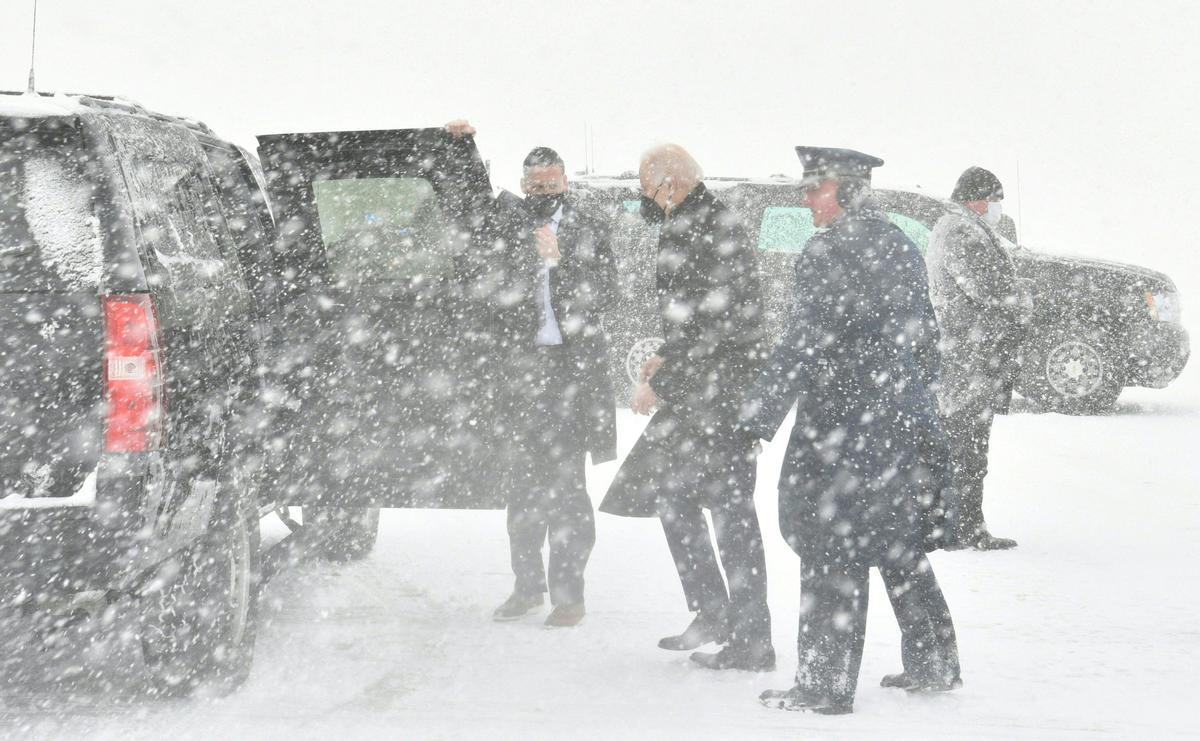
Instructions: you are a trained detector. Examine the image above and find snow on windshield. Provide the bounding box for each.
[21,153,103,291]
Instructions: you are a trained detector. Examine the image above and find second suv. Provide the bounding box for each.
[571,176,1189,414]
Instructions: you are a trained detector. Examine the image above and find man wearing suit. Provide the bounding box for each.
[474,140,618,628]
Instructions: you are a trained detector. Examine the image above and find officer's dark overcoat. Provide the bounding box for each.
[742,206,954,564]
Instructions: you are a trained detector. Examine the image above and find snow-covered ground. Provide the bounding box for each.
[3,370,1198,739]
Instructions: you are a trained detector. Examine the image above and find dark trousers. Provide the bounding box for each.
[657,433,771,649]
[503,349,595,606]
[795,552,960,706]
[942,401,996,541]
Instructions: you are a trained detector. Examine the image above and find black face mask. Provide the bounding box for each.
[639,195,666,225]
[524,194,564,220]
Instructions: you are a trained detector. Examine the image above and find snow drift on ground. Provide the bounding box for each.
[2,363,1198,739]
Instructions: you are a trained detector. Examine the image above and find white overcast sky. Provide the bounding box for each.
[2,0,1197,300]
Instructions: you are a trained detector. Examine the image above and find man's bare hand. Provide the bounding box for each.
[639,354,664,382]
[630,380,662,415]
[534,226,561,261]
[444,119,476,138]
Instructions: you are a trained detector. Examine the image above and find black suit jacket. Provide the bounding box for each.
[493,197,619,463]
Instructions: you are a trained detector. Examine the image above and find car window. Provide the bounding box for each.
[312,176,454,284]
[0,123,103,292]
[201,143,276,313]
[757,206,816,253]
[886,212,931,254]
[105,115,249,325]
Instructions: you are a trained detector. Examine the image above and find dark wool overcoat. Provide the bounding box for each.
[601,184,764,517]
[742,206,955,564]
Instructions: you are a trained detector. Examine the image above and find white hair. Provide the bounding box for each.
[639,144,704,188]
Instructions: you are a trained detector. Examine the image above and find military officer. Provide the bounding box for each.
[743,147,962,714]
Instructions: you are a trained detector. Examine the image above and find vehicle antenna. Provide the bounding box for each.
[590,127,596,176]
[583,121,590,175]
[26,0,39,94]
[1015,156,1025,244]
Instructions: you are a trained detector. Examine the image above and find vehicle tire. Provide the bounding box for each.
[301,507,381,562]
[139,487,261,698]
[1016,324,1122,414]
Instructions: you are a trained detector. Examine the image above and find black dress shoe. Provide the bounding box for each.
[946,531,1017,551]
[974,533,1017,550]
[880,672,963,692]
[544,602,585,628]
[492,592,544,622]
[657,612,728,651]
[690,644,776,672]
[758,686,852,715]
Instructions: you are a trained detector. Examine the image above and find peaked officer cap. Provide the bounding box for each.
[795,146,885,188]
[950,166,1004,202]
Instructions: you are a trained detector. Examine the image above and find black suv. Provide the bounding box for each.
[571,177,1189,414]
[1,95,513,695]
[0,92,279,693]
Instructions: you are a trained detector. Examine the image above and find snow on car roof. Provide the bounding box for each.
[0,92,86,118]
[1,91,215,139]
[572,175,777,190]
[573,175,941,193]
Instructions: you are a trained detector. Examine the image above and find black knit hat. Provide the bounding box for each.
[950,166,1004,202]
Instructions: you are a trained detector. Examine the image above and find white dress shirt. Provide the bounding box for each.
[535,205,565,346]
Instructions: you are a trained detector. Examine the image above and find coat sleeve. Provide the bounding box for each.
[940,220,1014,309]
[739,237,837,440]
[876,228,943,391]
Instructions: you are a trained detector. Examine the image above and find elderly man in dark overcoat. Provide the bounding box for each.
[600,143,774,672]
[745,147,962,714]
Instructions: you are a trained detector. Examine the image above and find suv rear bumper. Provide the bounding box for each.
[0,458,154,601]
[1124,321,1190,388]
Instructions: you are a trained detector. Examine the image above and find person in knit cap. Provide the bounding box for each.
[927,166,1023,550]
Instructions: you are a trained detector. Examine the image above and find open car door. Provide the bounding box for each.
[255,128,504,508]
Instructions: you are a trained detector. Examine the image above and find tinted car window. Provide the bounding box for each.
[757,206,816,253]
[0,123,102,292]
[755,205,931,255]
[887,212,931,254]
[312,176,453,284]
[106,116,248,323]
[201,142,276,313]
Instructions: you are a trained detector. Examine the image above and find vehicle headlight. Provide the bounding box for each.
[1145,290,1182,324]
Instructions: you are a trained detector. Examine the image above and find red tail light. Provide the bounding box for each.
[103,294,166,452]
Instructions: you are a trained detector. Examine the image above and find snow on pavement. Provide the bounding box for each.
[2,377,1198,740]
